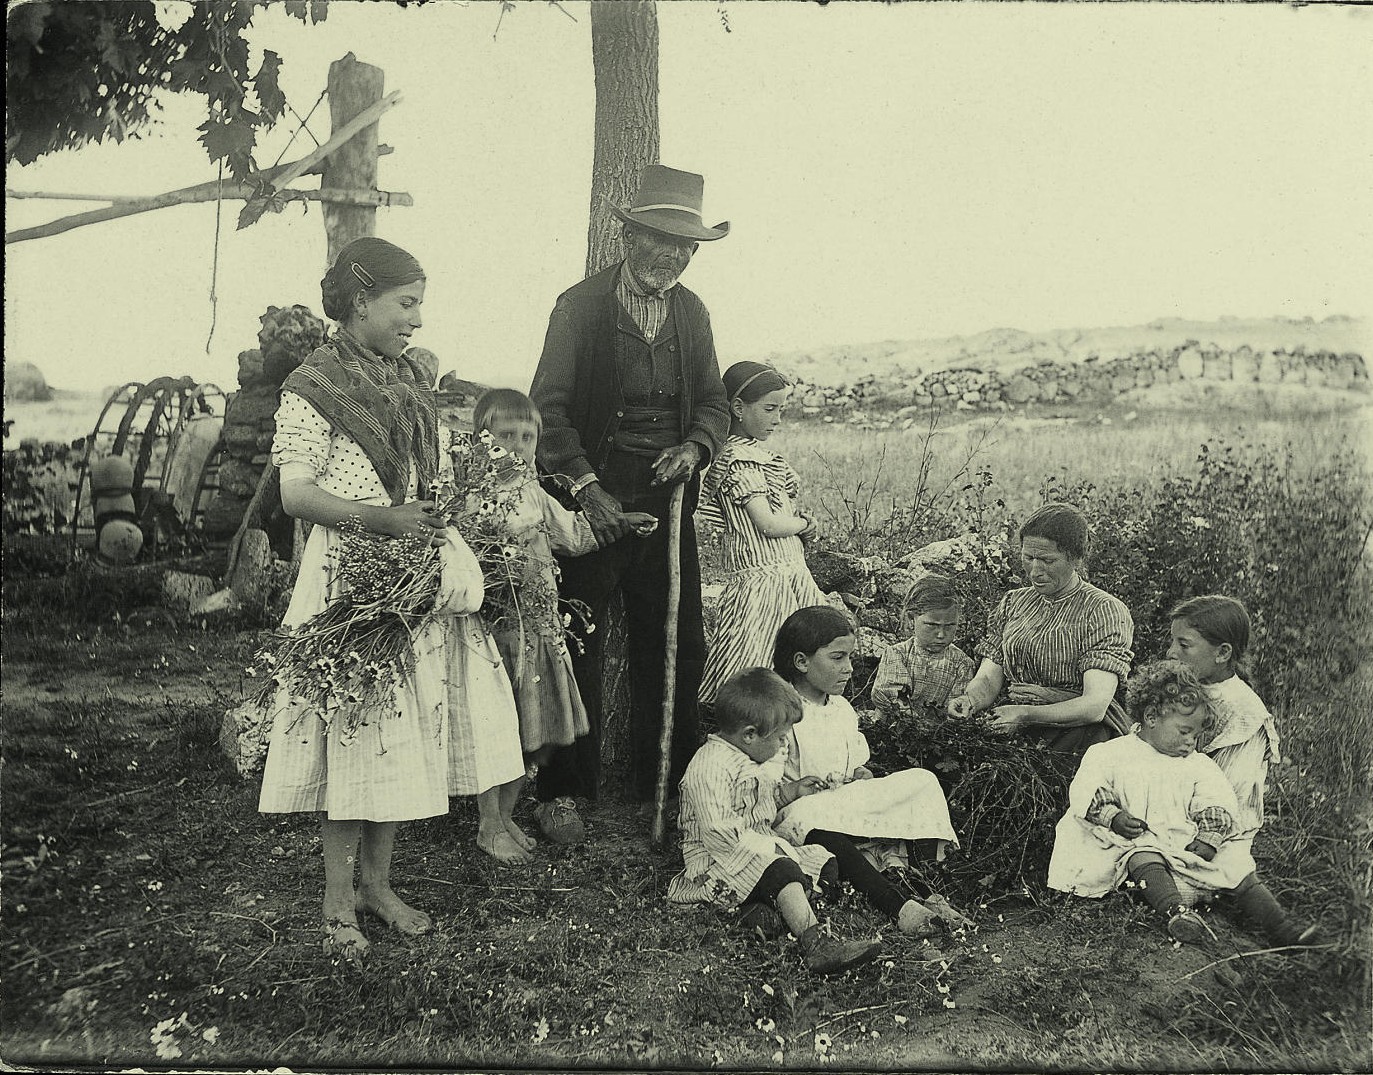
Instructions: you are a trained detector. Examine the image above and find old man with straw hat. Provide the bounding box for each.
[529,164,732,844]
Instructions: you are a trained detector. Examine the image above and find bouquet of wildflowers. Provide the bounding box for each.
[237,430,596,773]
[445,430,594,656]
[242,520,445,752]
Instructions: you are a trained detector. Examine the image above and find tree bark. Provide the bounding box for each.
[322,53,385,267]
[587,1,661,793]
[586,1,660,278]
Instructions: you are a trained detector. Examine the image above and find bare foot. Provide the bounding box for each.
[322,916,369,961]
[356,885,433,935]
[477,828,534,865]
[506,819,537,852]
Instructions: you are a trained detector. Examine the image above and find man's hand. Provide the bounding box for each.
[1110,810,1148,839]
[577,482,635,546]
[651,442,704,487]
[852,766,875,781]
[1185,838,1218,861]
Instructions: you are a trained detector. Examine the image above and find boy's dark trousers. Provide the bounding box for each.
[536,457,704,803]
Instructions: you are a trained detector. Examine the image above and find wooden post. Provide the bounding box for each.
[322,53,385,265]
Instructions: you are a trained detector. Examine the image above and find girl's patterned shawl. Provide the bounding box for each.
[282,329,438,505]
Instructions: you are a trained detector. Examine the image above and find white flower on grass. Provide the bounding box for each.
[531,1016,549,1044]
[201,1026,220,1044]
[152,0,193,31]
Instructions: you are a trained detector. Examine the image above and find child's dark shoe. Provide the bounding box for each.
[534,797,585,845]
[1166,907,1216,946]
[1270,920,1322,947]
[798,925,881,975]
[738,903,784,941]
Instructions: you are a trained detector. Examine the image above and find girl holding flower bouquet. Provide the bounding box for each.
[258,237,504,959]
[468,389,658,851]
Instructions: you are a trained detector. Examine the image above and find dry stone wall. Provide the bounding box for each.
[200,306,325,538]
[787,342,1368,423]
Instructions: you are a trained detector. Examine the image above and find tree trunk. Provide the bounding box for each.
[322,53,384,267]
[587,0,661,792]
[586,1,660,278]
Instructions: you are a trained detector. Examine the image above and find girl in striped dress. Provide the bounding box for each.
[697,362,824,709]
[1167,595,1280,849]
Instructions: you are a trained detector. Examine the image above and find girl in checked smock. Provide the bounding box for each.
[697,362,826,709]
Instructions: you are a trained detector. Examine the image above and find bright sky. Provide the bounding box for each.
[5,1,1372,394]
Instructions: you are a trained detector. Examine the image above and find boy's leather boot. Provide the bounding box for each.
[798,926,881,975]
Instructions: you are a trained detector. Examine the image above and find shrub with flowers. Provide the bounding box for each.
[865,688,1073,896]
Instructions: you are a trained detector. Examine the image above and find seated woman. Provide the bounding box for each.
[947,503,1133,758]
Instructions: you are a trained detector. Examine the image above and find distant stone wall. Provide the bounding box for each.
[788,341,1369,421]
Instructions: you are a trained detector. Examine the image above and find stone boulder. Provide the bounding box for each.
[4,362,51,402]
[805,548,867,595]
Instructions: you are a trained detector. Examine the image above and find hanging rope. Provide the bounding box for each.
[271,89,327,169]
[205,159,223,354]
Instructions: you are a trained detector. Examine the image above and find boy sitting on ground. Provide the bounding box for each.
[667,667,882,975]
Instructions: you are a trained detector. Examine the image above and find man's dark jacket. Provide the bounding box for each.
[529,261,730,488]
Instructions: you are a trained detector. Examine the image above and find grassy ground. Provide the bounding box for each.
[3,387,1369,1070]
[1,605,1366,1071]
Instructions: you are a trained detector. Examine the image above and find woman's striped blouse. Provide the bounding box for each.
[979,576,1134,691]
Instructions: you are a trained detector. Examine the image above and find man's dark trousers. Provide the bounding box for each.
[538,462,704,803]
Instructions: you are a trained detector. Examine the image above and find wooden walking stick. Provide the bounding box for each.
[651,482,687,849]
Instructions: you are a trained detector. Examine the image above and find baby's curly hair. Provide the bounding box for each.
[1125,659,1205,723]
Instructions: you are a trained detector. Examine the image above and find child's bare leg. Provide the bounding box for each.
[775,882,820,937]
[476,786,533,864]
[321,817,368,956]
[501,772,535,850]
[355,821,432,935]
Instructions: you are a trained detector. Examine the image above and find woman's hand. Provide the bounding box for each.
[1110,811,1148,839]
[987,704,1031,735]
[797,512,817,540]
[946,694,977,719]
[1185,839,1218,861]
[383,500,448,547]
[851,766,874,781]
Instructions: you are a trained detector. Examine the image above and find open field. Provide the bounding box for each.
[778,383,1370,536]
[2,377,1370,1070]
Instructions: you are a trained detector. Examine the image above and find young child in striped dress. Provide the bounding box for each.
[871,574,976,717]
[697,361,825,712]
[470,389,657,857]
[669,667,882,975]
